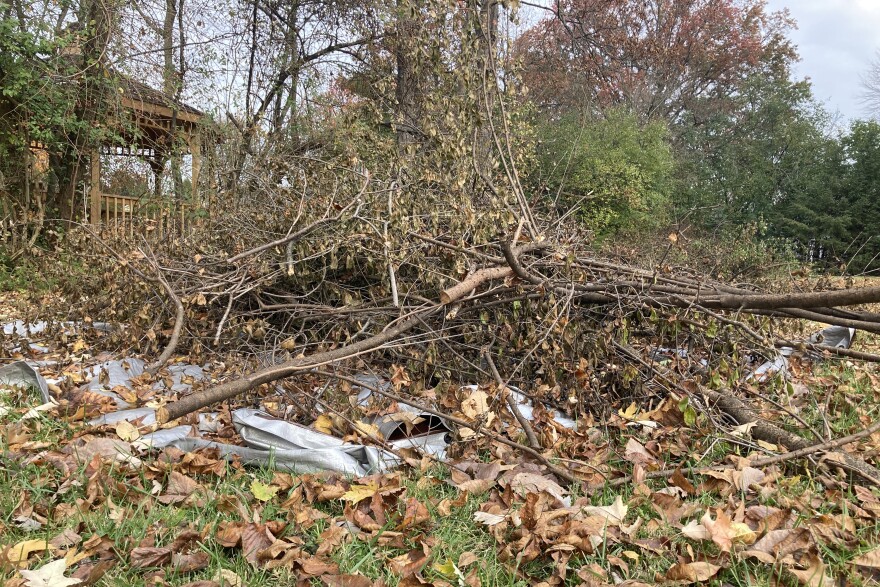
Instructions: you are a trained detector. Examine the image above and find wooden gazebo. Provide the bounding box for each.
[89,76,205,229]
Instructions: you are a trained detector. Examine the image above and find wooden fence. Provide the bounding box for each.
[94,193,201,240]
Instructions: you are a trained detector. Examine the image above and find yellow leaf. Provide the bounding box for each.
[341,482,380,503]
[622,550,640,561]
[756,440,778,451]
[313,414,334,435]
[618,402,639,420]
[71,339,88,353]
[433,559,457,576]
[250,480,280,502]
[5,538,54,567]
[354,421,380,439]
[115,420,140,442]
[461,389,494,426]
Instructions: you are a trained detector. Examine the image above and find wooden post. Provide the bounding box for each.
[89,149,101,226]
[190,133,201,204]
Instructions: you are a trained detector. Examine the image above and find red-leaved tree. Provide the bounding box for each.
[517,0,797,124]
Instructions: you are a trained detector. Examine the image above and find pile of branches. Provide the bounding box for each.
[59,161,880,489]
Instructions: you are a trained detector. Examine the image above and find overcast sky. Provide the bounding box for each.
[765,0,880,122]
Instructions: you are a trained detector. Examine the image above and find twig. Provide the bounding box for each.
[483,350,540,449]
[145,256,185,375]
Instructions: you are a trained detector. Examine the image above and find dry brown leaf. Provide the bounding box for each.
[215,521,244,548]
[399,498,430,530]
[321,575,373,587]
[508,472,568,504]
[388,543,431,577]
[172,551,210,573]
[130,546,171,568]
[743,527,813,563]
[662,561,721,583]
[299,556,339,576]
[624,438,658,466]
[700,509,756,552]
[854,546,880,568]
[789,553,833,586]
[241,523,274,565]
[580,496,628,525]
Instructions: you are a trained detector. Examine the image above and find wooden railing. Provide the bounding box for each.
[96,193,201,240]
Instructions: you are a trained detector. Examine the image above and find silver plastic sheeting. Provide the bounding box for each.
[82,358,145,407]
[509,389,577,429]
[751,324,857,382]
[80,358,206,408]
[371,413,451,459]
[3,320,116,354]
[135,409,400,476]
[0,361,51,403]
[809,325,856,349]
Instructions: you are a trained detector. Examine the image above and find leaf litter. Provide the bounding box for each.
[2,300,880,585]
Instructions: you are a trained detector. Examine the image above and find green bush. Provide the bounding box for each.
[534,108,674,237]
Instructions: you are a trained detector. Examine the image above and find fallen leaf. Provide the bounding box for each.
[20,558,82,587]
[681,518,710,541]
[662,561,720,583]
[115,420,140,442]
[581,496,628,525]
[251,480,280,502]
[854,546,880,568]
[508,472,568,505]
[321,575,373,587]
[130,547,171,568]
[473,511,506,526]
[701,509,756,552]
[313,414,334,434]
[3,539,54,567]
[341,482,380,504]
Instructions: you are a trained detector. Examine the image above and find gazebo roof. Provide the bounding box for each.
[117,76,203,127]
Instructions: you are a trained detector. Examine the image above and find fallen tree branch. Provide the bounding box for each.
[597,415,880,490]
[156,265,512,424]
[483,350,541,449]
[440,267,513,304]
[146,267,185,376]
[714,286,880,310]
[703,387,880,485]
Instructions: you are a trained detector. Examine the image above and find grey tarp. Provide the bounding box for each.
[135,409,400,476]
[0,361,51,403]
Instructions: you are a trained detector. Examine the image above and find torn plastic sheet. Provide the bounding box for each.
[750,325,857,382]
[370,413,451,458]
[509,389,577,429]
[89,371,448,474]
[0,361,51,403]
[3,320,116,354]
[80,358,206,408]
[137,409,400,476]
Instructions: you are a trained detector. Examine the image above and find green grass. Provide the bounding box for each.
[4,358,880,586]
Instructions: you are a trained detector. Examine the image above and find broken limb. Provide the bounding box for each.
[598,416,880,491]
[156,265,514,424]
[483,350,541,449]
[702,388,880,486]
[145,265,185,376]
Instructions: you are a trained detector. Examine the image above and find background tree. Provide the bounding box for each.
[516,0,796,126]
